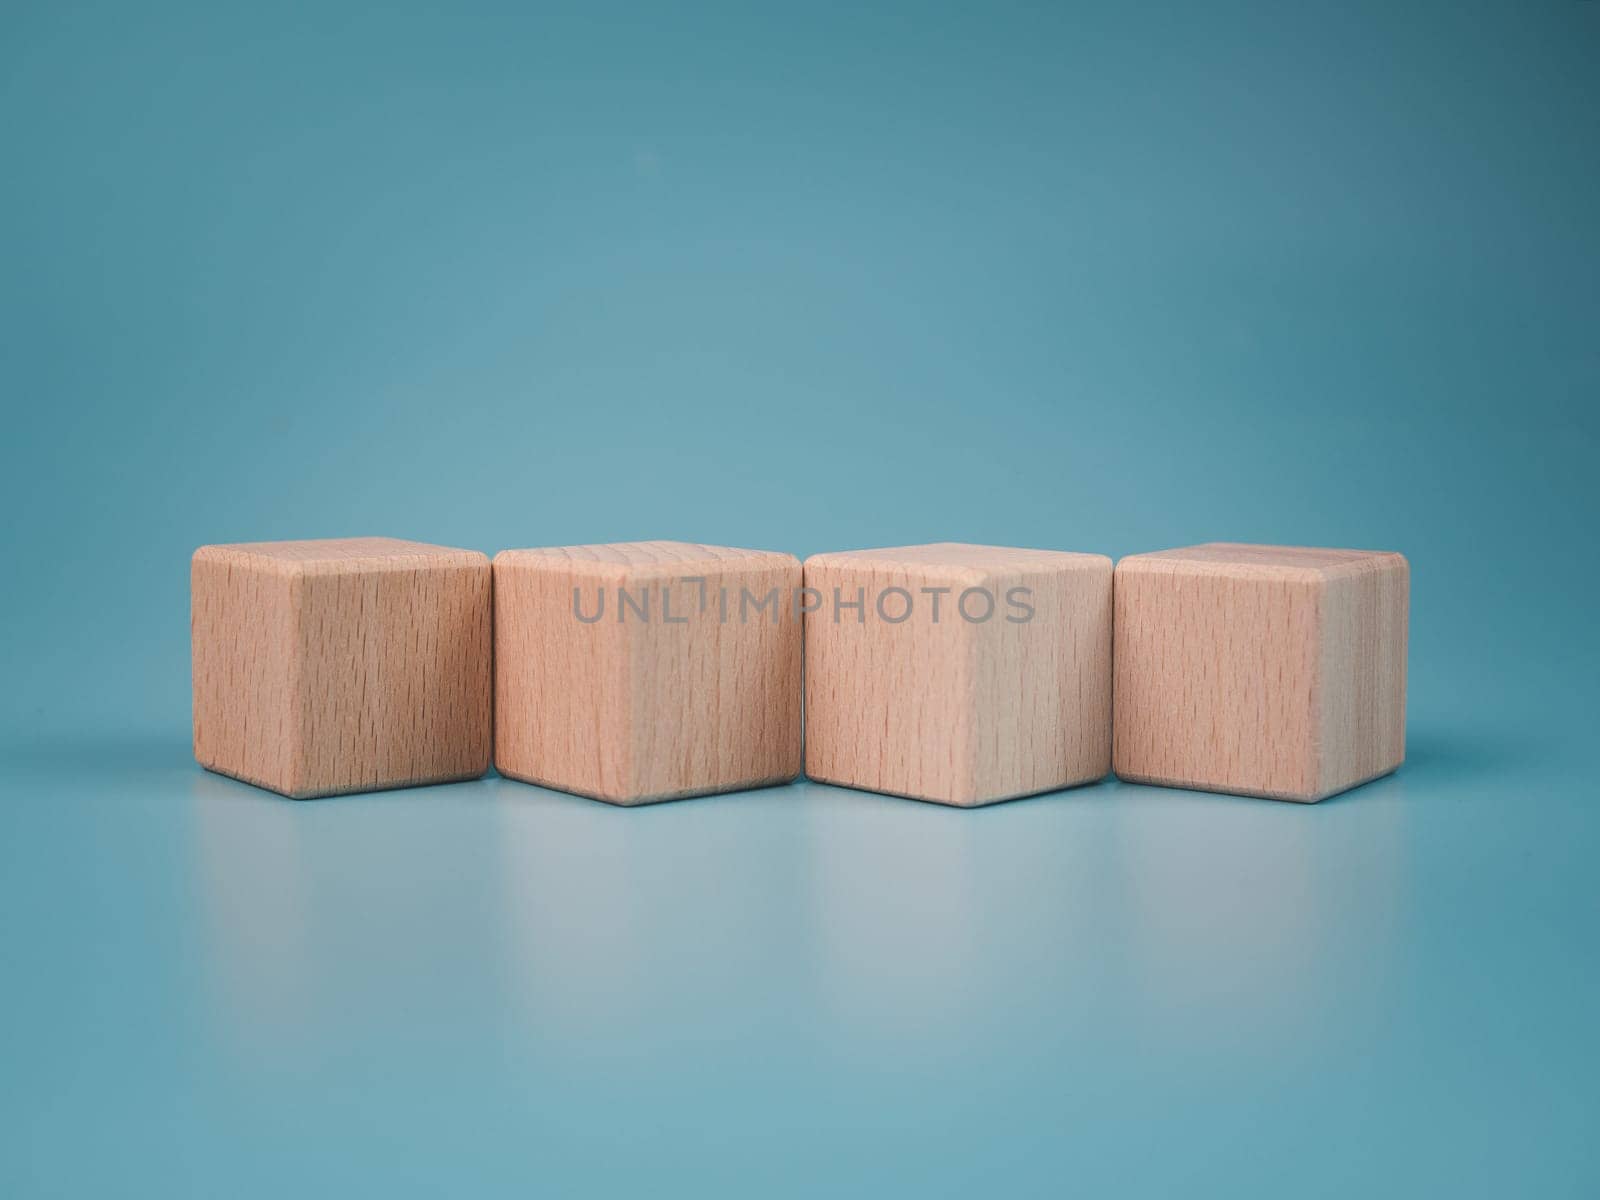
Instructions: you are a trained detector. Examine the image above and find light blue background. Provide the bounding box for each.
[3,2,1596,1195]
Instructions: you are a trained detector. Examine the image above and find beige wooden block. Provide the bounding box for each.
[191,537,492,799]
[1113,543,1408,803]
[804,543,1113,807]
[494,541,802,805]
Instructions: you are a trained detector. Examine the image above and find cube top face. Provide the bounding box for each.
[804,543,1113,807]
[1114,543,1408,803]
[493,542,802,805]
[191,538,491,798]
[806,541,1109,586]
[494,540,797,583]
[194,537,487,577]
[1120,542,1407,582]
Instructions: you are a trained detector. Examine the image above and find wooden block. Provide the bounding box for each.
[803,543,1113,807]
[493,541,802,805]
[1113,543,1408,802]
[191,537,492,799]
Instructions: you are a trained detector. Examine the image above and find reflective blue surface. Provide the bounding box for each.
[3,731,1595,1196]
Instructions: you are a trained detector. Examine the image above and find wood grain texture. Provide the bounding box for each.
[804,543,1113,807]
[1113,542,1408,803]
[191,537,492,799]
[494,541,802,805]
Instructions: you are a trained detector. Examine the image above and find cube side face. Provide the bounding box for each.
[493,557,636,802]
[1316,555,1408,798]
[295,559,491,797]
[191,551,302,795]
[967,559,1113,804]
[803,559,976,805]
[1113,562,1322,801]
[626,559,802,802]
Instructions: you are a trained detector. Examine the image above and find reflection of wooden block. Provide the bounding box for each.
[494,541,802,805]
[803,543,1113,807]
[191,538,492,799]
[1114,543,1408,802]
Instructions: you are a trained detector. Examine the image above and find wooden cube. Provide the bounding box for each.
[191,537,492,798]
[803,543,1113,807]
[1114,543,1408,802]
[493,541,802,805]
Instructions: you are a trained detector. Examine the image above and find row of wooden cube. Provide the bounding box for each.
[192,538,1408,805]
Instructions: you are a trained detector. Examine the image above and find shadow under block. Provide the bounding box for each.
[803,543,1113,807]
[1113,543,1409,803]
[493,541,802,805]
[191,538,492,799]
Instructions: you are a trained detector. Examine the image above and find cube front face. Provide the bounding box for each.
[1113,543,1408,802]
[192,538,492,799]
[804,544,1113,807]
[493,541,802,805]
